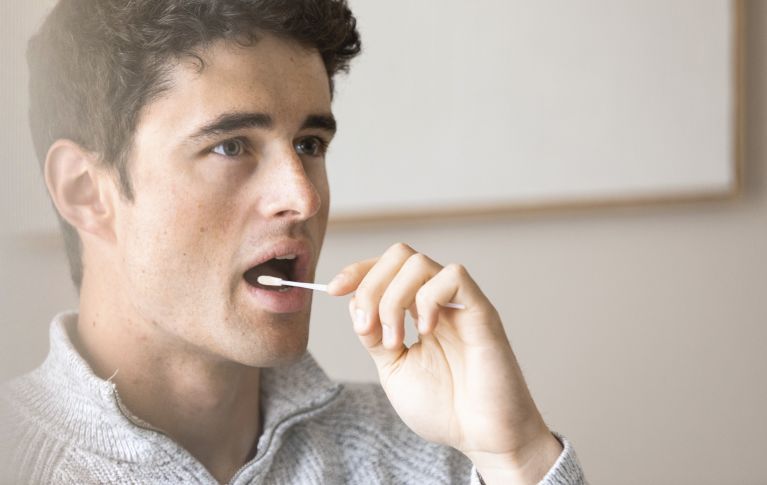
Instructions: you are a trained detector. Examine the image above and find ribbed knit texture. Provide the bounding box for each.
[0,312,585,484]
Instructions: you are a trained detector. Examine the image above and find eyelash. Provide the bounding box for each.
[209,136,329,159]
[295,136,329,157]
[211,137,250,157]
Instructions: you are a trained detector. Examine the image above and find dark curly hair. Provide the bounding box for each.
[27,0,362,290]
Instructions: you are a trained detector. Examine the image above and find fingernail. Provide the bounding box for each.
[354,308,367,332]
[417,319,427,334]
[381,324,393,347]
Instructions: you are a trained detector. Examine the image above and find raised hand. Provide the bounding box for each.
[327,243,563,485]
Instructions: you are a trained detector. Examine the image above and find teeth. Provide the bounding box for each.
[276,254,297,260]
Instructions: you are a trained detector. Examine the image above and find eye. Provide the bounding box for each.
[295,136,327,157]
[212,139,246,157]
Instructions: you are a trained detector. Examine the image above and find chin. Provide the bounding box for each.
[264,326,311,365]
[260,345,310,367]
[229,321,311,368]
[215,299,313,366]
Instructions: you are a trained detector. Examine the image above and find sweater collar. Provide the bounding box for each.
[31,311,342,465]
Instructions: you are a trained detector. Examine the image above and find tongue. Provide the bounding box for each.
[244,260,289,288]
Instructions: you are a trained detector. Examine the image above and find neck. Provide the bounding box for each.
[75,277,261,483]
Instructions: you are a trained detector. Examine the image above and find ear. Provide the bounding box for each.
[44,140,116,242]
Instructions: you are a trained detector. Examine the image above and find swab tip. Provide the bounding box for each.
[256,275,283,287]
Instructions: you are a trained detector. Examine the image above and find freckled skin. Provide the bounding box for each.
[67,38,335,479]
[105,37,332,366]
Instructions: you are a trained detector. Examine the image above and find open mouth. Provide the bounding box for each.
[243,254,299,292]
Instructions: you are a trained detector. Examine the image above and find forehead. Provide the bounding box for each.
[138,35,332,135]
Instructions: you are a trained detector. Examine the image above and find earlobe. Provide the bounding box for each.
[44,140,115,241]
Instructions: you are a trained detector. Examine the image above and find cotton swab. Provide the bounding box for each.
[256,275,466,310]
[257,275,328,292]
[441,302,466,310]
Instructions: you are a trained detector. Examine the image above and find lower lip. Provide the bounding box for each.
[243,281,312,314]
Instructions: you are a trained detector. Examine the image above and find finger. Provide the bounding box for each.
[351,242,416,331]
[379,252,443,348]
[349,243,417,356]
[327,257,379,296]
[348,295,404,370]
[348,296,379,343]
[415,263,488,335]
[407,302,418,322]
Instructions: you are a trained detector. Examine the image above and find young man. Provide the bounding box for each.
[0,1,585,483]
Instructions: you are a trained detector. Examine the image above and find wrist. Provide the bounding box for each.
[467,430,563,485]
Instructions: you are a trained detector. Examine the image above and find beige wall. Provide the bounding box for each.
[2,2,766,484]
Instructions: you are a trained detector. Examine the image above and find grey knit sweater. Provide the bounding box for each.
[0,312,585,484]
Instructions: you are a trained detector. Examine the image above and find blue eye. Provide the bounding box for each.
[295,137,327,157]
[212,139,245,157]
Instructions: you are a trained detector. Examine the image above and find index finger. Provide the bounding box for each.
[326,257,379,296]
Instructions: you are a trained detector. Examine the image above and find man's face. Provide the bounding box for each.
[112,35,334,366]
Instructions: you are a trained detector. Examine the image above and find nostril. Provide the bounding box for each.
[274,186,321,219]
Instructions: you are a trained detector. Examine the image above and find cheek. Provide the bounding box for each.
[122,184,234,282]
[309,163,330,209]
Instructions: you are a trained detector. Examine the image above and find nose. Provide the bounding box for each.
[257,146,322,221]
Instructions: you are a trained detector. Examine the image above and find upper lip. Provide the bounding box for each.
[242,238,313,282]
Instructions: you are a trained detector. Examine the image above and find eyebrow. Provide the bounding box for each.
[302,114,337,134]
[187,112,337,142]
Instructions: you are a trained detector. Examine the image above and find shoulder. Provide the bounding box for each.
[0,372,71,484]
[1,367,58,433]
[1,370,46,436]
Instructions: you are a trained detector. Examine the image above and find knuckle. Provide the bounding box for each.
[388,242,415,257]
[446,263,468,277]
[406,252,430,268]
